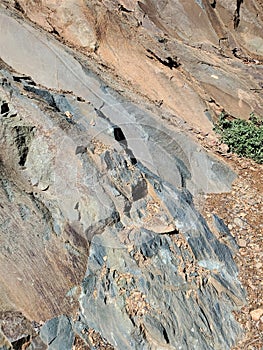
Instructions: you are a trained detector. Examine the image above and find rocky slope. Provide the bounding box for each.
[3,0,263,132]
[0,1,262,349]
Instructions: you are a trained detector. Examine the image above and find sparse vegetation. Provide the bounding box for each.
[214,112,263,164]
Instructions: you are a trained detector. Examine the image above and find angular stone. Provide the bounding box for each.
[238,239,247,248]
[40,316,74,350]
[250,308,263,321]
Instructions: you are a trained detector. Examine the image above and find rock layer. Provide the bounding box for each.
[3,0,263,132]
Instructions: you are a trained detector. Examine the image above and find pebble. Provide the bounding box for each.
[255,262,262,269]
[64,110,73,118]
[250,308,263,321]
[234,217,244,227]
[219,143,229,153]
[238,239,247,248]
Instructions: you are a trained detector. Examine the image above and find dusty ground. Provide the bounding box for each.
[197,136,263,350]
[146,113,263,349]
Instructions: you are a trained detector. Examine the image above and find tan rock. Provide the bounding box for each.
[219,143,229,153]
[234,217,244,227]
[119,0,137,11]
[238,239,247,248]
[64,111,73,119]
[16,0,263,134]
[256,262,262,269]
[250,308,263,321]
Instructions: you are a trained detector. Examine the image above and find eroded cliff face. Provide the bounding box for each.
[0,1,262,350]
[3,0,263,132]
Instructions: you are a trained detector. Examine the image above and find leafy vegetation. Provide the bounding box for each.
[214,112,263,164]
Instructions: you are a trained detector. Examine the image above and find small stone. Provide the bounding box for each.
[250,308,263,321]
[256,262,262,269]
[234,217,244,227]
[207,139,217,146]
[238,239,247,247]
[65,111,73,118]
[31,178,39,186]
[219,143,229,153]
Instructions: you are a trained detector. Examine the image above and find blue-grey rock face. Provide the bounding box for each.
[40,316,74,350]
[78,154,245,350]
[0,7,245,350]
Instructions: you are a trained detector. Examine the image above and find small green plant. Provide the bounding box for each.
[214,112,263,164]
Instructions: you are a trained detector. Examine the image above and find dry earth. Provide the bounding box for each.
[197,135,263,350]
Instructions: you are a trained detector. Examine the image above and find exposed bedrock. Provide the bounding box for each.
[2,0,263,132]
[0,3,253,350]
[0,66,244,349]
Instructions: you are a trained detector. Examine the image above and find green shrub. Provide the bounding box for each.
[214,112,263,164]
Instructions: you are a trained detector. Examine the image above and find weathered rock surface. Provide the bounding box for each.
[0,1,261,349]
[2,0,263,133]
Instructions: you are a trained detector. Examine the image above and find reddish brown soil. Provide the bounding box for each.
[199,138,263,350]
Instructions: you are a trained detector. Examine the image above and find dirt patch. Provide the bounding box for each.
[197,137,263,349]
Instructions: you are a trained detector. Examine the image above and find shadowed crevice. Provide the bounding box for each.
[234,0,244,29]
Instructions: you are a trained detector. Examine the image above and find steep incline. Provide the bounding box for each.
[0,1,262,350]
[3,0,263,132]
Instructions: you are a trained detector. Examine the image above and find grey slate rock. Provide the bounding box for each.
[78,152,245,350]
[0,71,244,350]
[40,316,74,350]
[212,214,239,251]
